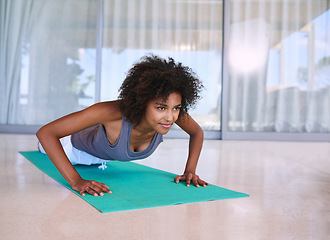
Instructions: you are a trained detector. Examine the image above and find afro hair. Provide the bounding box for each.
[118,55,203,125]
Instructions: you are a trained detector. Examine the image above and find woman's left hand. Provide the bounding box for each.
[174,172,210,187]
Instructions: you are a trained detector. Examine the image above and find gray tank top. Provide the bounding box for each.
[71,118,163,161]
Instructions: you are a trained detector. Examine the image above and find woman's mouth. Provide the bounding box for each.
[160,123,172,129]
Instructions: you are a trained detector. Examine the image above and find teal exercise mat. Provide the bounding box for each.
[20,151,249,213]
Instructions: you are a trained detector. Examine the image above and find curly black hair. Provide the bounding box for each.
[118,55,203,125]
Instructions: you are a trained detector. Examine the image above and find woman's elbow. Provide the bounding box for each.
[36,125,51,141]
[36,126,45,141]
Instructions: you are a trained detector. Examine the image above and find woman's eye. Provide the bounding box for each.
[158,107,165,110]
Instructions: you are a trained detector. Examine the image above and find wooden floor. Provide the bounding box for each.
[1,134,329,240]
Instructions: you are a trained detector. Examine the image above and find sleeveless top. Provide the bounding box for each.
[71,118,163,161]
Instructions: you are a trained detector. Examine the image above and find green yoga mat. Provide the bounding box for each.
[20,151,249,213]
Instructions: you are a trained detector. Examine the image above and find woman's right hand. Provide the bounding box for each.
[71,178,112,197]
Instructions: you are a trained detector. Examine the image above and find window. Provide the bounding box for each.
[0,0,222,136]
[225,0,330,134]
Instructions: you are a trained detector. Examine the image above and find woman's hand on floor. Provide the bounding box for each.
[71,179,112,197]
[174,172,210,188]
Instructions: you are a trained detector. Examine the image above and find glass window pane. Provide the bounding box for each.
[101,0,223,131]
[0,0,97,125]
[228,0,330,133]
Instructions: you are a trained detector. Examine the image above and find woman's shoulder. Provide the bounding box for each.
[87,100,123,122]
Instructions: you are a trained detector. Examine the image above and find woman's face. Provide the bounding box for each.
[142,92,182,135]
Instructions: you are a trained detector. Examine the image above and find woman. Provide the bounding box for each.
[37,55,209,197]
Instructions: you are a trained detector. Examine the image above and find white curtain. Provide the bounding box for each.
[228,0,330,133]
[0,0,39,124]
[0,0,97,125]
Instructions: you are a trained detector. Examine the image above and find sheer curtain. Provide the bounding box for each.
[0,0,97,125]
[1,0,223,133]
[0,0,38,124]
[101,0,223,131]
[228,0,330,133]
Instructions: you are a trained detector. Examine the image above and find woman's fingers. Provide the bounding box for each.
[77,180,112,197]
[84,186,97,196]
[198,178,210,187]
[186,173,193,187]
[174,173,209,188]
[174,175,185,183]
[79,189,86,196]
[174,173,195,187]
[192,177,200,188]
[99,183,112,194]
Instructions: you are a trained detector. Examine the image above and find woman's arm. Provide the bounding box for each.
[174,114,209,187]
[36,101,122,196]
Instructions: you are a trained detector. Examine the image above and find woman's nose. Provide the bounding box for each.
[164,110,177,121]
[164,111,172,121]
